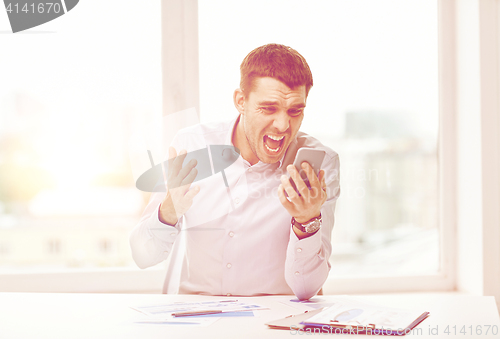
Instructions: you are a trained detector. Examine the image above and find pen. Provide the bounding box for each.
[172,310,223,317]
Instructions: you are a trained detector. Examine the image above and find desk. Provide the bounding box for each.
[0,293,498,338]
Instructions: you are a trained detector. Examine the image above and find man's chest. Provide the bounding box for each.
[184,157,287,226]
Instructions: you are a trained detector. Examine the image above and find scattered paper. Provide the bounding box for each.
[133,315,219,327]
[303,296,428,333]
[131,300,267,319]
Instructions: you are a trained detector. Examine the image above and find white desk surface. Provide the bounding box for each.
[0,292,498,338]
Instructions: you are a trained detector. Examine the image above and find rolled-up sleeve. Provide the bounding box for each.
[285,153,340,300]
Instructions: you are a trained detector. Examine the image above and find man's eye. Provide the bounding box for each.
[261,107,276,113]
[288,109,303,116]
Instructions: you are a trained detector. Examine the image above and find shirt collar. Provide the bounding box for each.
[226,114,290,169]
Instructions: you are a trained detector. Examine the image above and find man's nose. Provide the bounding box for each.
[273,110,290,132]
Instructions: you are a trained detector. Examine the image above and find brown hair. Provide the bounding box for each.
[239,44,313,97]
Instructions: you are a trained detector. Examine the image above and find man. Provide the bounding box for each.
[130,44,340,300]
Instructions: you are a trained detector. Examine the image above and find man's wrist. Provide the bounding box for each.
[292,213,322,235]
[292,224,317,239]
[294,213,321,224]
[158,205,178,226]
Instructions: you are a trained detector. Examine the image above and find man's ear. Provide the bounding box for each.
[233,88,246,115]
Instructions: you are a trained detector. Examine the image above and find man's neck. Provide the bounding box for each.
[232,115,259,165]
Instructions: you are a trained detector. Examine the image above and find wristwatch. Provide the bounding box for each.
[292,214,322,233]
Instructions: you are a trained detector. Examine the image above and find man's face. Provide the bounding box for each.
[238,77,306,164]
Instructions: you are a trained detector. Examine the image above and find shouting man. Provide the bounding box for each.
[130,43,340,300]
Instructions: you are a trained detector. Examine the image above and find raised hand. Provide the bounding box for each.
[159,147,200,225]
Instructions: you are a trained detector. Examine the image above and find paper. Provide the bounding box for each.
[133,315,219,327]
[302,296,428,334]
[266,308,325,330]
[131,300,267,318]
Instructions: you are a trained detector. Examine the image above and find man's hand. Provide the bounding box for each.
[159,147,200,225]
[278,162,327,230]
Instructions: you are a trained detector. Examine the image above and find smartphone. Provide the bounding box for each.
[289,148,326,193]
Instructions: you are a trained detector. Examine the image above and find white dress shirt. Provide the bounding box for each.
[129,116,340,300]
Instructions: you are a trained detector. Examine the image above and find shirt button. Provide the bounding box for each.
[227,293,231,297]
[229,231,234,237]
[297,248,302,253]
[248,168,252,172]
[294,271,300,276]
[226,263,232,268]
[234,198,240,205]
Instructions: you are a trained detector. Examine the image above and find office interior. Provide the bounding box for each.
[0,0,499,313]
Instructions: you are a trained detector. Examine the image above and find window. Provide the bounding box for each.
[1,0,459,294]
[0,0,161,274]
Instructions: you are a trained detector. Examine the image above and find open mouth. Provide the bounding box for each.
[263,134,285,153]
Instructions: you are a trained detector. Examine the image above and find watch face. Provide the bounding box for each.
[305,219,321,233]
[293,215,322,233]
